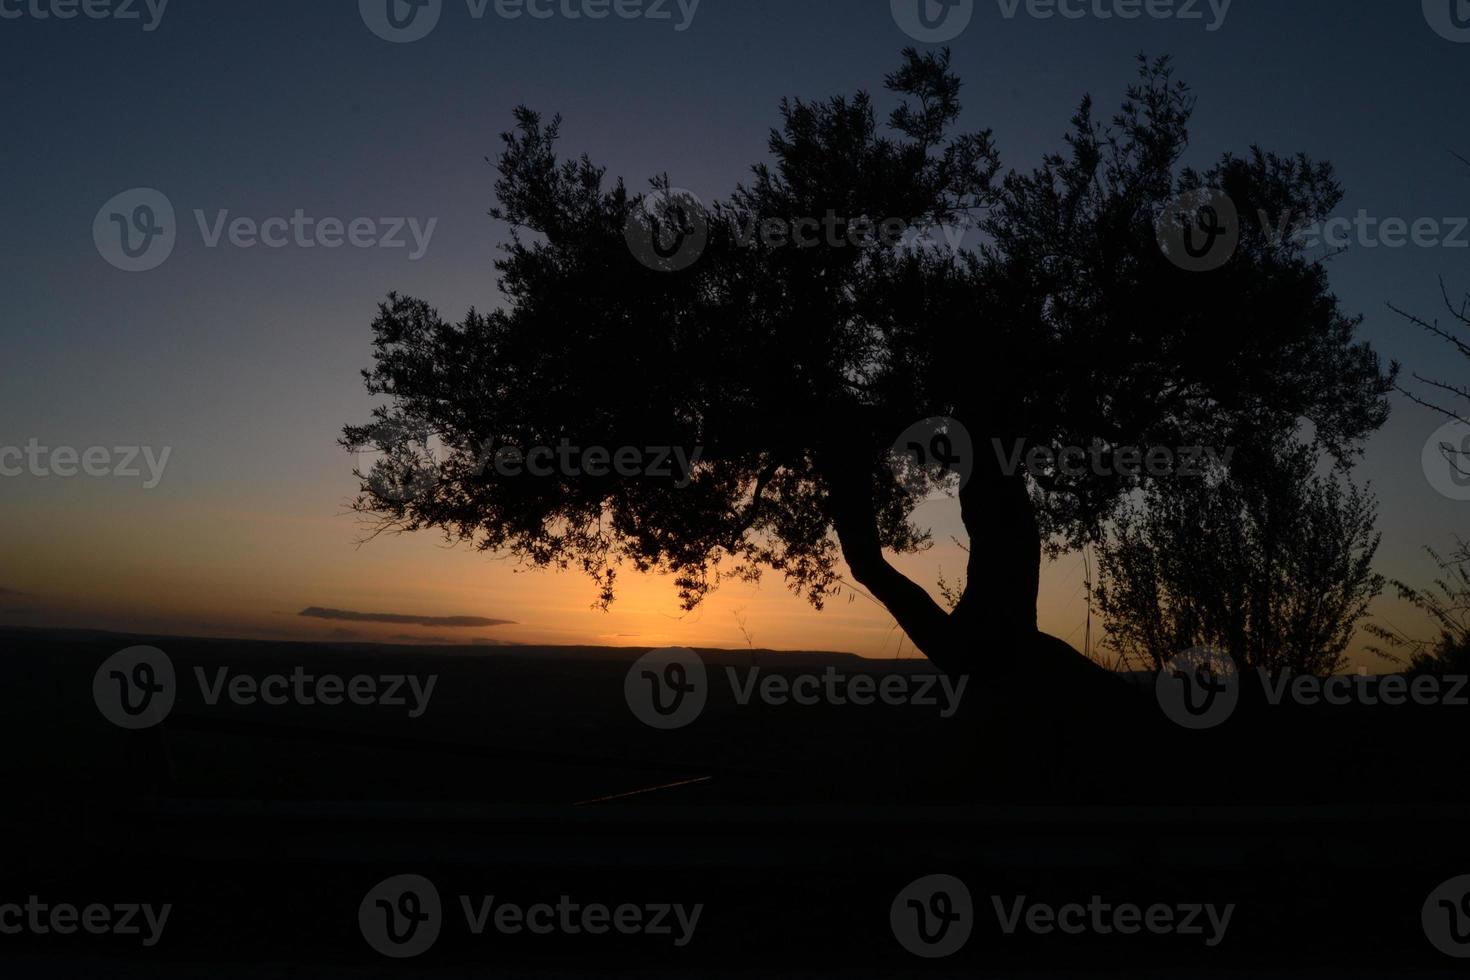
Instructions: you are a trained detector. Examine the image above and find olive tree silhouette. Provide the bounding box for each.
[1092,439,1383,677]
[343,50,1394,687]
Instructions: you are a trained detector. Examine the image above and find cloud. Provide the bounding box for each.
[0,587,33,598]
[299,607,515,629]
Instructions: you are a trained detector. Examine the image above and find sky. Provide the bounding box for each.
[0,1,1466,665]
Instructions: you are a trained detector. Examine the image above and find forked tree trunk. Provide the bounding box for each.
[824,445,1120,695]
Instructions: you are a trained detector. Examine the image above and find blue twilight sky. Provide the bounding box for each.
[0,1,1466,662]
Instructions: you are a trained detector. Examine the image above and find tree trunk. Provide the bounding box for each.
[823,444,1160,795]
[824,444,1125,698]
[950,456,1042,660]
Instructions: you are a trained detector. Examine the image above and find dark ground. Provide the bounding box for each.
[3,626,1469,976]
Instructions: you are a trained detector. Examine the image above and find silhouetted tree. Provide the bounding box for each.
[344,50,1394,684]
[1380,250,1469,673]
[1369,541,1470,675]
[1370,542,1470,675]
[1391,279,1470,479]
[1092,440,1383,676]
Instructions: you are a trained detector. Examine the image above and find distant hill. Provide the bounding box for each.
[0,624,910,670]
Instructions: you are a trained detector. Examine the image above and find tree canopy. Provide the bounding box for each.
[344,49,1395,678]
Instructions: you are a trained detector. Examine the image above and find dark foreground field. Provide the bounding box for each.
[3,626,1470,976]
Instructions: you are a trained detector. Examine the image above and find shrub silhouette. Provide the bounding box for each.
[1370,540,1470,675]
[1093,438,1383,677]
